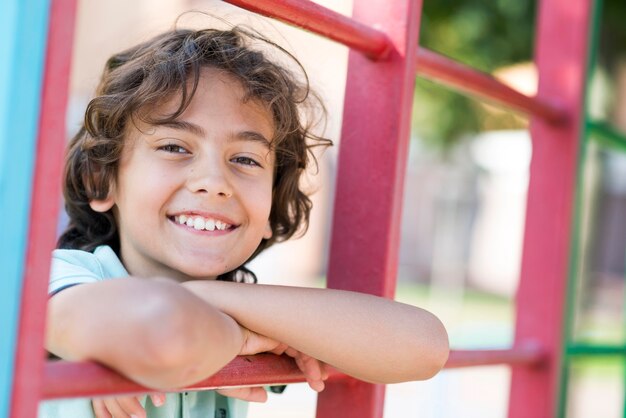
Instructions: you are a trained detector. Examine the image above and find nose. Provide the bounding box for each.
[186,159,233,198]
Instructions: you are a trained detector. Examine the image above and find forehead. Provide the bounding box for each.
[152,67,275,139]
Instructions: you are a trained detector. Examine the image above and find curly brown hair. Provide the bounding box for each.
[58,27,331,282]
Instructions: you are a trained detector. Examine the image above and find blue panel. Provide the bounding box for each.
[0,0,51,415]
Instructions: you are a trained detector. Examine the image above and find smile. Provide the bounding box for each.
[171,214,233,232]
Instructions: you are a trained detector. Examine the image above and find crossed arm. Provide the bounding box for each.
[46,277,449,390]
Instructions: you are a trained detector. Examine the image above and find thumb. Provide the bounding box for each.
[240,328,281,355]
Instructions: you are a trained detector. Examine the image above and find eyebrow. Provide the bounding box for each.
[156,120,272,149]
[157,120,206,137]
[237,130,272,149]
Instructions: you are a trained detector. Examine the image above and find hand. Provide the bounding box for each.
[92,393,165,418]
[235,327,329,394]
[277,346,329,393]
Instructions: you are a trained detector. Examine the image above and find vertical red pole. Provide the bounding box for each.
[508,0,591,417]
[10,0,77,417]
[317,1,422,417]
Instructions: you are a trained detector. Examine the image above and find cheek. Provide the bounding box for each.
[246,182,273,222]
[118,166,174,211]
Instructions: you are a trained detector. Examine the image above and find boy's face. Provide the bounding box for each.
[90,68,275,281]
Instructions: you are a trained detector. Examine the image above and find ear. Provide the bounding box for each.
[89,184,116,213]
[263,221,273,240]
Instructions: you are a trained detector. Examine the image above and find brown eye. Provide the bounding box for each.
[158,144,188,154]
[231,156,261,167]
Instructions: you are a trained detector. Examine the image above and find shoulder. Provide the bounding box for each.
[49,246,128,295]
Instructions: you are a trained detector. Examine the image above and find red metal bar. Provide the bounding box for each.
[42,355,346,400]
[10,0,77,417]
[416,48,567,123]
[318,0,423,417]
[224,0,570,126]
[445,345,546,369]
[223,0,391,59]
[42,345,545,400]
[508,0,592,416]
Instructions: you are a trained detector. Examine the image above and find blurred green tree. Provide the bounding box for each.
[599,0,626,72]
[413,0,626,148]
[413,0,535,149]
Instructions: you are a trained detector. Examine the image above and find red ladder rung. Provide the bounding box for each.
[446,344,546,369]
[42,344,546,400]
[224,0,567,124]
[223,0,391,59]
[416,48,567,123]
[42,354,346,400]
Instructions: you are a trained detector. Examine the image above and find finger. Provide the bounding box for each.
[307,378,325,392]
[149,393,167,407]
[240,328,282,355]
[281,347,326,392]
[115,396,147,418]
[293,353,306,374]
[298,354,321,380]
[102,398,130,418]
[269,342,289,356]
[102,397,144,418]
[284,347,299,358]
[297,354,326,392]
[92,399,113,418]
[321,363,329,380]
[286,349,316,380]
[217,387,268,403]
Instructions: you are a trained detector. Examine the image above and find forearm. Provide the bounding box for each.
[46,278,244,389]
[182,281,449,383]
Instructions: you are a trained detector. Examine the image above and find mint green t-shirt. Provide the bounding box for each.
[39,245,248,418]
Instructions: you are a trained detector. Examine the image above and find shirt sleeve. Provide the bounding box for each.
[48,249,105,296]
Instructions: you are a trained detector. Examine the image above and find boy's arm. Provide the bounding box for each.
[46,277,244,389]
[181,281,449,384]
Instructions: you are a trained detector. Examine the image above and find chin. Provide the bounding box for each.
[180,269,220,279]
[171,253,228,276]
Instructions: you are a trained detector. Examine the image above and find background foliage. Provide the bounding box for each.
[413,0,536,148]
[413,0,626,148]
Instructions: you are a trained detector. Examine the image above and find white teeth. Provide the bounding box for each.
[174,215,231,231]
[193,218,205,230]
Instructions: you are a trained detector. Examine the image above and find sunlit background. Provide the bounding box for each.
[60,1,626,416]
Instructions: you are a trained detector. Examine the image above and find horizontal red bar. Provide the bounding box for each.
[224,1,567,124]
[445,344,546,369]
[42,345,546,400]
[223,0,391,59]
[416,48,567,123]
[42,354,345,400]
[224,0,567,123]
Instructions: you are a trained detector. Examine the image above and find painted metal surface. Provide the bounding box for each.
[318,0,422,416]
[415,48,566,123]
[566,345,626,356]
[10,1,78,416]
[224,0,391,59]
[0,0,51,416]
[588,121,626,152]
[41,346,547,400]
[508,0,592,416]
[43,355,347,400]
[446,345,546,369]
[560,0,623,416]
